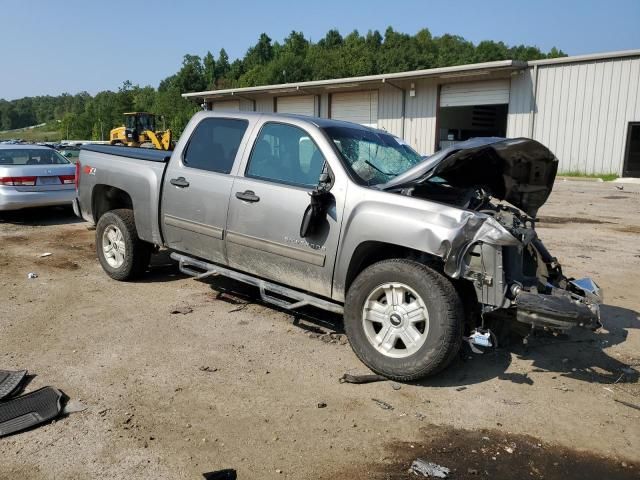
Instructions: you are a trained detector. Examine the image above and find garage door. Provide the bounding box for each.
[276,95,316,116]
[440,80,510,107]
[330,91,378,128]
[212,100,240,112]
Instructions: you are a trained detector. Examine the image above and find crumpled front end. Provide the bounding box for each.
[456,209,603,332]
[384,136,602,333]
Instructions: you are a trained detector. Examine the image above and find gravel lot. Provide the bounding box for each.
[0,180,639,479]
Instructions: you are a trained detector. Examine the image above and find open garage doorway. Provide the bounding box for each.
[437,79,510,150]
[437,104,508,150]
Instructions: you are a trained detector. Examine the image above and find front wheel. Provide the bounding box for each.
[96,209,151,281]
[344,259,464,381]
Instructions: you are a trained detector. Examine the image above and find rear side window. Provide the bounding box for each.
[246,123,325,187]
[183,118,248,174]
[0,149,69,166]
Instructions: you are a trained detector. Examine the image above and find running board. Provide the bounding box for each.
[170,252,344,315]
[0,387,65,437]
[0,370,27,400]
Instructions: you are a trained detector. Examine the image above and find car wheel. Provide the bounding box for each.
[344,259,464,381]
[96,209,151,281]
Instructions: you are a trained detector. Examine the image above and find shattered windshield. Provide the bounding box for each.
[322,126,423,185]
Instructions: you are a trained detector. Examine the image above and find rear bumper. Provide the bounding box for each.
[72,197,81,217]
[0,187,75,211]
[72,196,94,225]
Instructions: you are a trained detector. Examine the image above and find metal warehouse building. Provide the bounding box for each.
[184,49,640,177]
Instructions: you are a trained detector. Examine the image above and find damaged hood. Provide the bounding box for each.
[382,137,558,217]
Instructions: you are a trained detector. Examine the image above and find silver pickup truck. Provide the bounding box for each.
[75,111,602,380]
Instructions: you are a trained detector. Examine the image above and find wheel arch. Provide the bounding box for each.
[92,184,133,223]
[342,241,444,297]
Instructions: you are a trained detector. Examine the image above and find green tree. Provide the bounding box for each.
[203,51,216,89]
[1,27,567,139]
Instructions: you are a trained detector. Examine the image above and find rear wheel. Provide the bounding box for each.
[96,209,151,281]
[344,259,464,381]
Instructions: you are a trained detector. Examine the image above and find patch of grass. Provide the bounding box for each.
[558,171,618,182]
[0,123,63,142]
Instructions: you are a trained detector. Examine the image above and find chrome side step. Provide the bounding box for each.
[170,252,344,315]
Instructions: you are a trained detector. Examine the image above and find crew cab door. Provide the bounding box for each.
[225,122,343,298]
[160,117,250,264]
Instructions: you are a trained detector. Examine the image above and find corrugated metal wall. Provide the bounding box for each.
[508,56,640,174]
[506,71,533,138]
[377,84,404,137]
[255,97,273,112]
[403,79,438,155]
[202,54,639,174]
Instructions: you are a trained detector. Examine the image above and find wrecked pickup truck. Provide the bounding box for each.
[74,111,602,380]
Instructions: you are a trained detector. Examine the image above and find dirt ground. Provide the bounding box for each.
[0,180,639,480]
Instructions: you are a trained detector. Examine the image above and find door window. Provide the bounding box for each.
[183,118,248,174]
[246,123,325,187]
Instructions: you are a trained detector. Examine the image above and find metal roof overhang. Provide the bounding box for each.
[182,59,527,103]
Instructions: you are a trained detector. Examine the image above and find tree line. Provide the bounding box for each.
[0,27,565,140]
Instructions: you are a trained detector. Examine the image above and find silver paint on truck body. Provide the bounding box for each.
[76,111,601,331]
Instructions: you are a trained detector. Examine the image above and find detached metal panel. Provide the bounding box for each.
[440,80,510,107]
[276,95,316,116]
[532,56,640,174]
[330,91,379,127]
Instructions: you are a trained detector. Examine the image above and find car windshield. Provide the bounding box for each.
[322,126,424,185]
[0,149,70,166]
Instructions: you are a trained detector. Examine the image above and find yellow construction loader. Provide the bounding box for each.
[110,112,172,150]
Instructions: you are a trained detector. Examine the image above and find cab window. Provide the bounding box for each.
[183,118,248,174]
[246,123,325,187]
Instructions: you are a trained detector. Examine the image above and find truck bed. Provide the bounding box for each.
[80,145,171,163]
[76,144,169,245]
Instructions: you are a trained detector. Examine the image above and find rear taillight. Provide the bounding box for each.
[59,174,75,184]
[75,161,81,190]
[0,176,37,186]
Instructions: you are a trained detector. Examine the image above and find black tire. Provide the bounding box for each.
[96,209,152,281]
[344,259,464,381]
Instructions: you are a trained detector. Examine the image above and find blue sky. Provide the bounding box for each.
[2,0,639,100]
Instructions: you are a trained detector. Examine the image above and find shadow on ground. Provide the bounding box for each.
[136,249,189,283]
[417,303,639,388]
[0,206,82,226]
[144,256,639,388]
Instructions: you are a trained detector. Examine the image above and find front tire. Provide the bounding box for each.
[96,209,151,281]
[344,259,464,381]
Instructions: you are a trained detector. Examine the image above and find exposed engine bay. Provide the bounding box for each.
[412,183,602,333]
[384,137,602,334]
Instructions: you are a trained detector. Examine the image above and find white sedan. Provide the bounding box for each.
[0,145,76,211]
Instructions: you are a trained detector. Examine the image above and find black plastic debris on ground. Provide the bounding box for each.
[203,469,237,480]
[170,306,193,315]
[0,386,66,437]
[0,370,27,400]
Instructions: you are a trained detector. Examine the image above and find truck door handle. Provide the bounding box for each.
[170,177,190,188]
[235,190,260,202]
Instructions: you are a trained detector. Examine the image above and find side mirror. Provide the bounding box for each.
[300,168,333,238]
